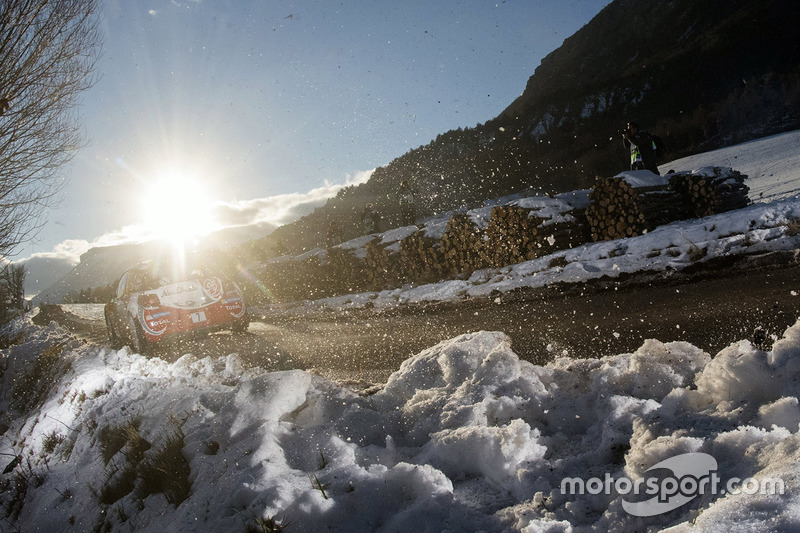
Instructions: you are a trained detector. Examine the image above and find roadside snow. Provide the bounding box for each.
[2,314,800,531]
[281,195,800,314]
[60,304,105,321]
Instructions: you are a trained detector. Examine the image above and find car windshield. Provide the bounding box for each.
[139,258,222,290]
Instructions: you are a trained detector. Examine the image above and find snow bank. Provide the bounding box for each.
[289,192,800,313]
[2,315,800,531]
[615,169,671,188]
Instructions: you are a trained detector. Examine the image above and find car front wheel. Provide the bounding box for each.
[105,308,124,350]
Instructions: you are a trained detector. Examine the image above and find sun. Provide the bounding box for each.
[140,170,219,245]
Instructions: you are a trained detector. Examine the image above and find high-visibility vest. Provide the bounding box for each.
[630,140,657,165]
[400,192,415,206]
[630,144,642,165]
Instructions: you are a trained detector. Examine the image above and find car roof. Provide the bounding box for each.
[122,253,222,276]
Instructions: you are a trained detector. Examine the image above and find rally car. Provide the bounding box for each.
[104,257,249,353]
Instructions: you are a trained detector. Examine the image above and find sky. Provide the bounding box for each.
[4,132,800,531]
[18,0,613,275]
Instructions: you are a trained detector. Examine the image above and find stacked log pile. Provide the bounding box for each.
[669,168,750,218]
[440,213,490,276]
[363,238,397,288]
[537,191,593,255]
[535,217,592,256]
[397,231,444,283]
[325,247,367,294]
[484,197,591,265]
[256,246,374,303]
[255,253,329,303]
[585,175,688,241]
[485,205,546,267]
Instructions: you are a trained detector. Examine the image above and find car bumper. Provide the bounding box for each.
[139,299,247,343]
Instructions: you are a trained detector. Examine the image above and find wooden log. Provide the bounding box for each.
[586,174,686,241]
[669,167,750,218]
[398,231,444,283]
[485,194,591,262]
[440,213,488,275]
[363,237,402,289]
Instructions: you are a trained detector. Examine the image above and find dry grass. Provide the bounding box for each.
[41,430,66,455]
[242,509,287,533]
[785,217,800,236]
[94,417,191,508]
[11,343,69,414]
[687,244,707,262]
[98,418,146,465]
[96,418,152,506]
[135,426,191,505]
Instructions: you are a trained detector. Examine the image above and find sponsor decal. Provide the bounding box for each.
[145,311,171,320]
[224,299,246,318]
[161,283,197,298]
[202,277,223,300]
[140,311,168,336]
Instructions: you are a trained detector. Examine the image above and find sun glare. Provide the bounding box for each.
[140,171,219,245]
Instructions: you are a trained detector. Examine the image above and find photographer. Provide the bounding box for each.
[621,121,660,175]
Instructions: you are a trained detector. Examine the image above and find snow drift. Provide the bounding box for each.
[2,313,800,531]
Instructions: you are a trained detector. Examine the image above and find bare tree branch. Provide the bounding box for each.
[0,0,102,258]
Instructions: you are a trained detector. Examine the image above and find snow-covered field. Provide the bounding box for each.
[1,131,800,532]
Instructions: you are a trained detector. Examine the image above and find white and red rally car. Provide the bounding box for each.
[105,257,249,353]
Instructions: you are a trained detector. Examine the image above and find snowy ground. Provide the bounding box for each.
[1,131,800,532]
[60,304,105,321]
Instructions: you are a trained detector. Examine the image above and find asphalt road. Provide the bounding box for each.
[52,252,800,387]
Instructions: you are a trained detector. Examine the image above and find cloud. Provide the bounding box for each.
[20,240,91,266]
[17,240,91,298]
[23,169,374,266]
[213,168,373,229]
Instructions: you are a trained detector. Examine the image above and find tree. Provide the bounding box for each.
[0,0,102,258]
[2,263,25,309]
[0,262,25,321]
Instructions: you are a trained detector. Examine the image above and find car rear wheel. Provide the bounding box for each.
[127,316,150,355]
[232,321,250,333]
[231,313,250,333]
